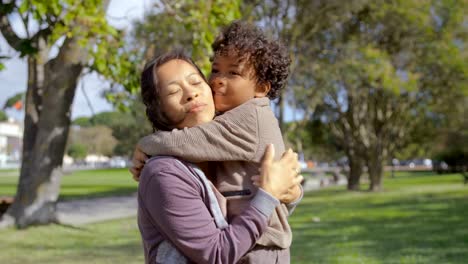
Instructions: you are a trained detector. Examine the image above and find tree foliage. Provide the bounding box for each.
[3,92,24,109]
[67,143,87,160]
[0,110,7,121]
[132,0,241,75]
[68,125,117,156]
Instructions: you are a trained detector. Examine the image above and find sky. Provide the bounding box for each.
[0,0,146,121]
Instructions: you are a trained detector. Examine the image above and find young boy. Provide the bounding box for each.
[134,20,301,263]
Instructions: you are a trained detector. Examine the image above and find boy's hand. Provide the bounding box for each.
[130,146,149,182]
[279,184,302,204]
[254,144,303,200]
[252,176,302,204]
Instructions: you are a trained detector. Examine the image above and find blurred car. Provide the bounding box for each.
[109,157,128,168]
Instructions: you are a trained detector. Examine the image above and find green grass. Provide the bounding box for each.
[290,172,468,263]
[0,171,467,263]
[0,218,143,264]
[0,168,137,200]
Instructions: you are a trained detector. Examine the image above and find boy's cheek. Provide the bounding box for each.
[213,97,231,113]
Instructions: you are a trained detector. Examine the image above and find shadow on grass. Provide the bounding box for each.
[58,186,137,201]
[291,195,468,263]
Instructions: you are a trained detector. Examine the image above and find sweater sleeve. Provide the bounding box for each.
[138,102,259,163]
[139,164,279,264]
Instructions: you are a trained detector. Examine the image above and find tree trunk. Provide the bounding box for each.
[1,38,84,228]
[347,154,363,191]
[368,149,385,192]
[346,142,363,191]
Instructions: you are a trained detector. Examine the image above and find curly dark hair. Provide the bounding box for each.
[211,20,291,99]
[140,50,207,131]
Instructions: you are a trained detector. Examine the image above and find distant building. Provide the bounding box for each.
[0,118,23,168]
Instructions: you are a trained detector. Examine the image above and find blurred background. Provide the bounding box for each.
[0,0,467,263]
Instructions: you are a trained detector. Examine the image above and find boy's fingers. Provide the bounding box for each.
[281,148,292,158]
[133,160,143,169]
[293,175,304,185]
[283,149,296,163]
[129,167,140,182]
[261,144,275,167]
[137,151,149,162]
[251,175,260,181]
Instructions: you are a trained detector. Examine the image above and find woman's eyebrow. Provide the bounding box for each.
[167,80,181,86]
[186,72,200,78]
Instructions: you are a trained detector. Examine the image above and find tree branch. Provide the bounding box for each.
[0,9,24,51]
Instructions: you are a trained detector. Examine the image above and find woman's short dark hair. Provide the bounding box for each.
[212,20,291,99]
[141,50,206,131]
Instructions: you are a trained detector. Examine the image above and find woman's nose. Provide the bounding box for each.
[186,89,199,102]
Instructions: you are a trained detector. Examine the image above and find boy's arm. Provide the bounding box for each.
[138,103,259,163]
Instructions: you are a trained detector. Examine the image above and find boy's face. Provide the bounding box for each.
[209,54,259,112]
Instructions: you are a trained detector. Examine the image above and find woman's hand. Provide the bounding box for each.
[254,144,303,200]
[129,146,149,182]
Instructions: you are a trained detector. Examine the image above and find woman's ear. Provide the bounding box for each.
[254,82,271,98]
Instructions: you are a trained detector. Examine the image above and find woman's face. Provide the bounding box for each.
[156,59,215,129]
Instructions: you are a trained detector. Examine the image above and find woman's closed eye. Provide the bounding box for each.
[167,88,181,96]
[188,77,203,86]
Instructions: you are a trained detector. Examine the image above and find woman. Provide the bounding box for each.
[136,50,302,264]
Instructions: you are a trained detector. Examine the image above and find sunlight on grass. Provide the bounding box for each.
[0,218,143,264]
[290,172,468,264]
[0,168,137,200]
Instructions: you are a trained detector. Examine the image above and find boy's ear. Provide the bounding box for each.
[255,82,271,98]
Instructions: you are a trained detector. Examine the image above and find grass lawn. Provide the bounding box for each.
[0,168,137,200]
[290,172,468,263]
[0,218,144,264]
[0,171,467,263]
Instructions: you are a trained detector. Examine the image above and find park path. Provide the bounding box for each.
[56,194,137,225]
[54,174,347,226]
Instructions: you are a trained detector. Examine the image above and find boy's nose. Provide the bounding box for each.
[210,76,225,89]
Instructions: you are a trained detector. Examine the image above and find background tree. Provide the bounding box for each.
[245,0,467,191]
[0,110,7,121]
[0,0,134,228]
[3,92,24,110]
[71,99,152,157]
[68,125,117,157]
[67,143,87,160]
[132,0,241,74]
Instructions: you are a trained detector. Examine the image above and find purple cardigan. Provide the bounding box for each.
[137,156,279,264]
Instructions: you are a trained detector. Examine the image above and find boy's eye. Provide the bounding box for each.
[229,71,240,75]
[211,69,219,74]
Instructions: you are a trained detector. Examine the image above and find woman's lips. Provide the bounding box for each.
[187,102,207,113]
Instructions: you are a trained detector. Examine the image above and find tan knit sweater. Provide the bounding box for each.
[139,97,291,248]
